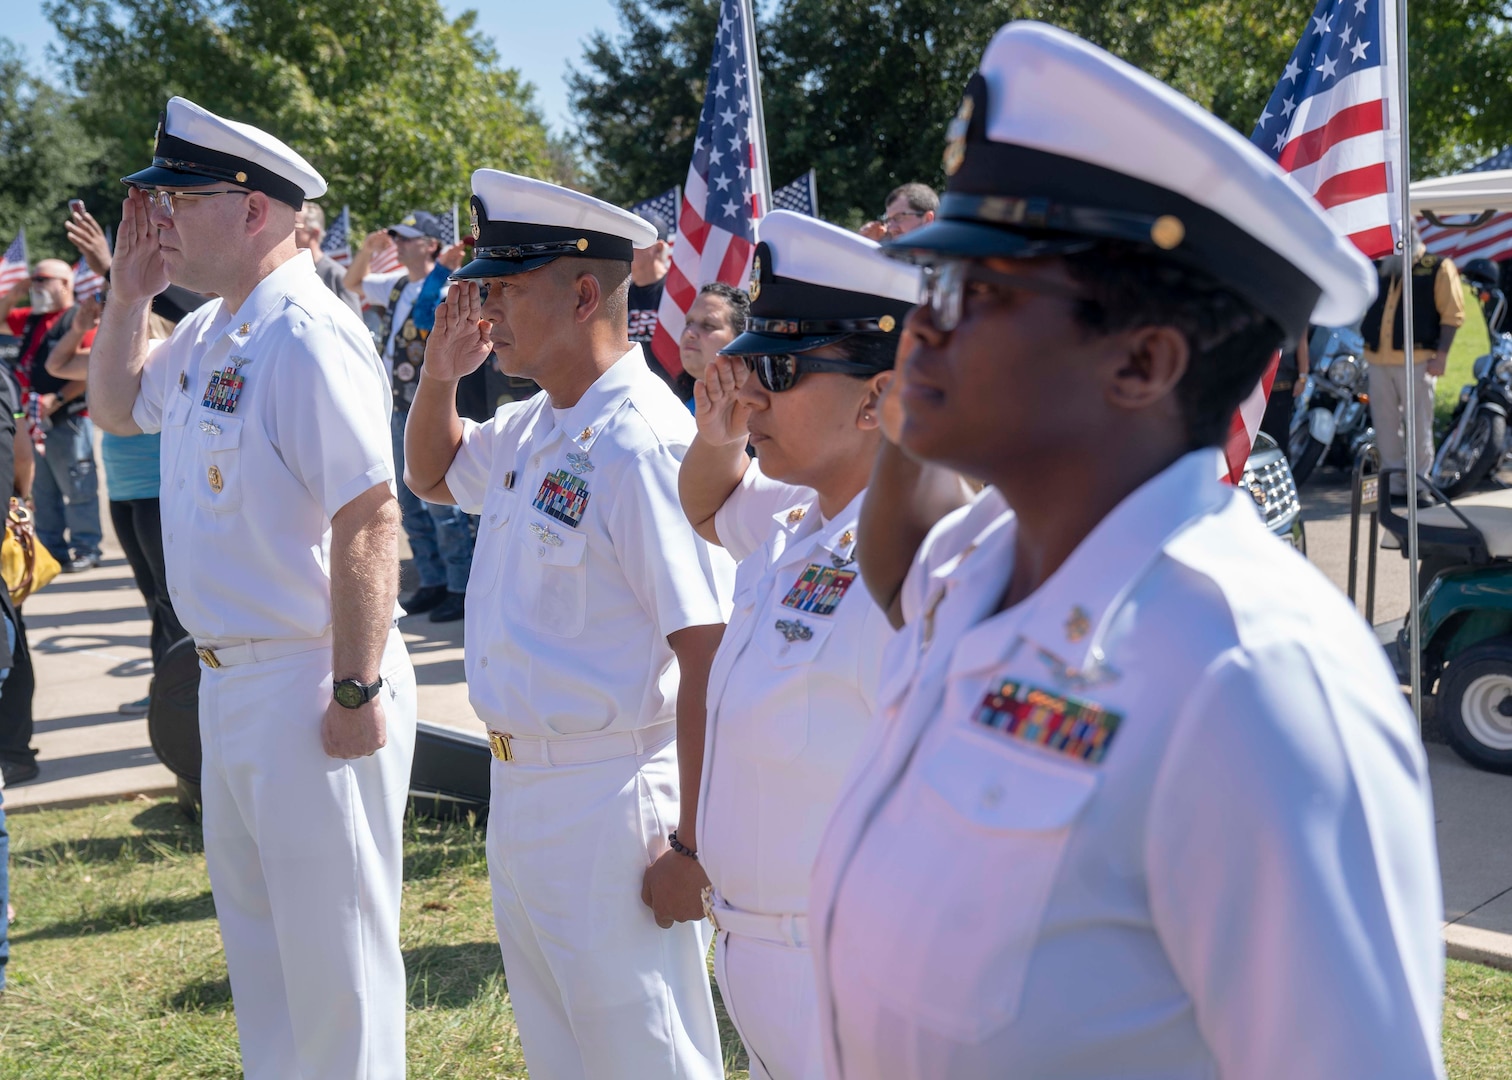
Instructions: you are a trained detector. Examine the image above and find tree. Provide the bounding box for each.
[0,38,106,261]
[44,0,557,236]
[570,0,1512,226]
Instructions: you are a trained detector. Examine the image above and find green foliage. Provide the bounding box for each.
[43,0,558,237]
[0,38,106,261]
[570,0,1512,225]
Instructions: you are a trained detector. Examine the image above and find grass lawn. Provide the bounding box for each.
[2,800,1510,1078]
[0,798,749,1079]
[1434,282,1494,427]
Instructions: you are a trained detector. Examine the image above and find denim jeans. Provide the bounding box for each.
[0,609,18,990]
[390,408,475,593]
[34,413,102,562]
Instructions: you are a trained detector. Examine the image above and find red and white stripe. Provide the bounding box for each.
[370,244,401,275]
[651,167,759,375]
[1224,353,1281,483]
[1420,213,1512,264]
[1272,64,1398,259]
[0,231,27,296]
[72,258,105,300]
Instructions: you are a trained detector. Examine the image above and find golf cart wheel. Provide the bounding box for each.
[1439,640,1512,773]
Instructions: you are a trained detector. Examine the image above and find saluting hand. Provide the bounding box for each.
[109,188,170,306]
[693,354,752,446]
[361,229,394,256]
[322,697,387,759]
[642,849,710,929]
[437,242,467,271]
[424,280,492,382]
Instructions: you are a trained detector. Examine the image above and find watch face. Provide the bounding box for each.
[334,681,365,708]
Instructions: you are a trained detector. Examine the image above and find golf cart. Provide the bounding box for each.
[1368,169,1512,773]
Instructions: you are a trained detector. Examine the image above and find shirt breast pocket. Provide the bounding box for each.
[193,414,244,514]
[739,592,842,760]
[512,513,589,637]
[866,729,1097,1040]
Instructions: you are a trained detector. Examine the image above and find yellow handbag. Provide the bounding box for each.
[3,498,61,605]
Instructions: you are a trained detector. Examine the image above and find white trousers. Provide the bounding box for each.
[714,932,823,1080]
[1368,361,1437,489]
[199,628,417,1080]
[486,737,723,1080]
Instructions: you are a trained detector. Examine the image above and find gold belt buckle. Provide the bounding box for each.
[195,647,222,670]
[701,885,719,931]
[488,731,513,762]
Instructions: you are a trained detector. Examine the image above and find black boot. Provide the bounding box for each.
[428,592,466,623]
[401,584,448,616]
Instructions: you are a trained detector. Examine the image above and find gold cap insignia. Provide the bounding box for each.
[1065,605,1091,643]
[786,506,806,524]
[749,254,761,301]
[576,238,589,252]
[943,94,974,177]
[207,465,224,494]
[1150,215,1185,250]
[469,206,480,239]
[235,171,247,183]
[878,315,896,333]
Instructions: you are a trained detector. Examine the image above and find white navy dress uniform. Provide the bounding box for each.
[695,211,919,1080]
[124,97,417,1079]
[811,23,1446,1080]
[440,170,734,1079]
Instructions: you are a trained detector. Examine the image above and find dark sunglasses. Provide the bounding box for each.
[742,353,880,393]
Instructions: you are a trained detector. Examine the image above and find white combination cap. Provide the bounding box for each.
[722,210,921,357]
[454,169,659,279]
[122,96,325,208]
[885,21,1377,334]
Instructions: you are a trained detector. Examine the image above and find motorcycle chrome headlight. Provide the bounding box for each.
[1474,353,1494,381]
[1496,355,1512,381]
[1327,354,1363,391]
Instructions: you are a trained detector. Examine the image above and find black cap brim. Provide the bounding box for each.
[719,329,850,357]
[882,217,1094,264]
[450,254,564,281]
[121,164,224,190]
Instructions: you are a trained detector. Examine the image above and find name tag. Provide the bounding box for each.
[974,678,1122,765]
[781,563,857,616]
[533,469,590,528]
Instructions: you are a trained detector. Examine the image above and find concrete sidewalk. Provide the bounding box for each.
[7,485,1512,971]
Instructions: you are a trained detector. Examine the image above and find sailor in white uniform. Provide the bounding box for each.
[403,169,733,1080]
[88,97,417,1079]
[811,23,1447,1080]
[675,211,919,1079]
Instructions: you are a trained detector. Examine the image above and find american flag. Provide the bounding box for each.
[321,205,353,267]
[772,170,819,217]
[630,187,681,235]
[0,230,27,296]
[437,203,461,247]
[72,258,105,300]
[1250,0,1399,259]
[370,237,401,275]
[1420,148,1512,264]
[651,0,768,377]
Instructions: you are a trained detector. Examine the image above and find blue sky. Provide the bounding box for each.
[7,0,622,133]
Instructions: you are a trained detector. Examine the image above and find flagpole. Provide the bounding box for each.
[740,0,773,214]
[451,201,461,246]
[1395,0,1423,720]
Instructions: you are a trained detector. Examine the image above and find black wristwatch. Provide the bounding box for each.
[333,676,384,709]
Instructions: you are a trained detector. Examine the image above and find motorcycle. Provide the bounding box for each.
[1429,263,1511,498]
[1287,326,1374,485]
[1431,332,1512,497]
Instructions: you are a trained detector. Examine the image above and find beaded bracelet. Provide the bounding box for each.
[668,830,698,860]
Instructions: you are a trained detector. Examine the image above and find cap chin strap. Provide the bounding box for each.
[473,239,593,260]
[746,314,899,335]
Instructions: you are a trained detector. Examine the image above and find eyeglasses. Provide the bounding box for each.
[920,260,1084,332]
[742,353,880,393]
[883,210,925,229]
[145,189,248,218]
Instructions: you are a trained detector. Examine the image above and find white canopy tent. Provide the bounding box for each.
[1411,168,1512,218]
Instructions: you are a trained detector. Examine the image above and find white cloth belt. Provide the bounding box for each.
[486,718,676,766]
[709,898,810,948]
[195,633,332,669]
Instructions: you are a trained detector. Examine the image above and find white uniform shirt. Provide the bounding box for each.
[132,251,395,645]
[811,449,1445,1080]
[697,465,894,916]
[445,346,733,736]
